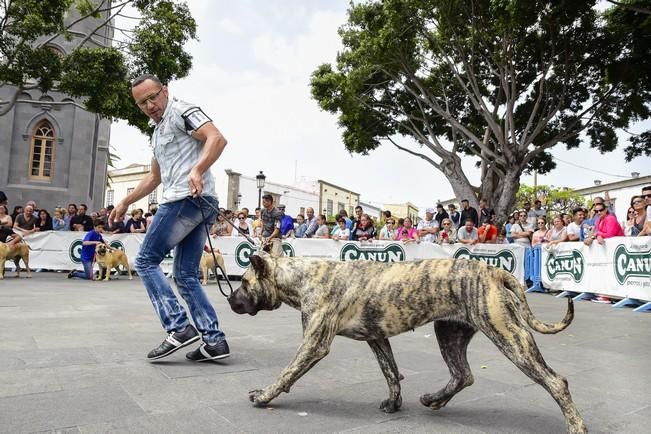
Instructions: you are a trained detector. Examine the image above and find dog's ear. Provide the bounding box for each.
[250,254,268,279]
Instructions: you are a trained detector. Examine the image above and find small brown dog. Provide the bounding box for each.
[95,243,132,281]
[200,249,226,285]
[0,241,31,279]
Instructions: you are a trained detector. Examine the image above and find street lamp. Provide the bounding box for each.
[256,171,266,209]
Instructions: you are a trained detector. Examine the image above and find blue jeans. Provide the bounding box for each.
[71,260,94,279]
[135,196,225,345]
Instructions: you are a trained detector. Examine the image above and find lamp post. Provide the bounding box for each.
[256,171,266,209]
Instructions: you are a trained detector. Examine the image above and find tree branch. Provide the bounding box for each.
[0,85,22,116]
[605,0,651,15]
[383,136,441,170]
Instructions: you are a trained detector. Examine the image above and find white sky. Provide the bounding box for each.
[110,0,650,214]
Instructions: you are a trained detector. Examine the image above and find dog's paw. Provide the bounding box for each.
[249,388,273,406]
[379,395,402,413]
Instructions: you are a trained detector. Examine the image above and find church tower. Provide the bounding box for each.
[0,2,114,213]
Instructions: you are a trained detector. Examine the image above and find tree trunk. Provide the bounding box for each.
[492,169,521,224]
[440,155,479,209]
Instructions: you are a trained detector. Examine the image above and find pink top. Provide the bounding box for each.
[395,227,418,241]
[595,213,624,238]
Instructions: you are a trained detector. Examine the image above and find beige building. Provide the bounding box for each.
[318,179,360,219]
[383,202,419,222]
[106,164,163,212]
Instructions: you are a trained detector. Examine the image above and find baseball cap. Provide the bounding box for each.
[425,207,435,214]
[278,204,286,209]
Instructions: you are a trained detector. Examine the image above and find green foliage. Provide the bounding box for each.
[310,0,650,219]
[516,184,586,217]
[0,0,196,132]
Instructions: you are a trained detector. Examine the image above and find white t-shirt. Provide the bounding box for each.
[333,226,350,239]
[511,222,533,247]
[566,222,582,240]
[417,218,439,243]
[647,205,651,221]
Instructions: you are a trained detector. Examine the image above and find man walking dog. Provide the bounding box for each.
[109,74,230,362]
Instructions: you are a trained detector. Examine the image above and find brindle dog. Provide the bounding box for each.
[228,252,587,434]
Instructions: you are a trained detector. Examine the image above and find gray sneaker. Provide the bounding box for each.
[185,340,230,362]
[147,325,200,360]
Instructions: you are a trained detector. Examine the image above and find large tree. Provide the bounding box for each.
[311,0,651,221]
[0,0,196,132]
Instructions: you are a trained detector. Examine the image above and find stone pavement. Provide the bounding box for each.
[0,273,649,433]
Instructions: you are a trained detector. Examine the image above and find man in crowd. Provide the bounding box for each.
[71,204,93,231]
[511,210,533,247]
[260,194,283,255]
[303,207,319,238]
[13,205,38,236]
[109,73,229,362]
[478,198,495,225]
[417,208,439,243]
[528,200,546,226]
[350,205,364,240]
[478,220,498,243]
[457,219,478,245]
[459,199,479,227]
[65,204,77,230]
[566,207,586,241]
[278,204,294,238]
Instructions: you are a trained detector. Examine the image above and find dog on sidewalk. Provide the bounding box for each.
[200,249,226,285]
[95,243,132,281]
[228,253,587,434]
[0,241,31,279]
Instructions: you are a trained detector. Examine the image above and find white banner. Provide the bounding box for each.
[440,243,526,284]
[541,237,651,301]
[14,232,529,282]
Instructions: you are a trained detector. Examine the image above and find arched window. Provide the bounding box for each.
[29,120,56,180]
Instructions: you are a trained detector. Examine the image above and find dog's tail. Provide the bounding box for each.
[501,270,574,334]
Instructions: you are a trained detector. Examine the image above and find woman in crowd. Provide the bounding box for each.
[623,205,636,236]
[211,212,231,237]
[331,216,350,240]
[352,213,376,241]
[52,209,66,231]
[379,217,398,240]
[585,203,624,303]
[394,216,418,242]
[294,214,307,238]
[626,196,647,236]
[125,208,146,234]
[10,206,23,224]
[37,209,53,232]
[546,215,568,245]
[505,215,515,243]
[0,204,13,229]
[231,211,252,237]
[313,214,330,238]
[531,217,549,247]
[561,213,572,227]
[437,218,457,244]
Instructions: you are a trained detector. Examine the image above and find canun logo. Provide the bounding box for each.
[453,247,516,273]
[614,244,651,285]
[108,240,125,251]
[339,243,406,262]
[69,240,125,264]
[69,239,83,264]
[234,241,295,268]
[545,250,585,283]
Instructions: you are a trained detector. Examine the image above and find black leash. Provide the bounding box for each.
[197,195,258,298]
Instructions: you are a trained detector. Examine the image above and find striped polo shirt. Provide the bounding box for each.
[150,97,216,203]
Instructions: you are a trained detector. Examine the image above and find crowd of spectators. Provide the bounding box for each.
[201,184,650,248]
[2,185,649,247]
[0,191,160,245]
